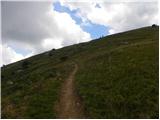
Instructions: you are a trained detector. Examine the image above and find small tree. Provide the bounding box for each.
[2,65,5,68]
[52,48,56,51]
[152,24,157,28]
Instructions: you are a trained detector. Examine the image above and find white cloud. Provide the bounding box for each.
[42,38,62,50]
[0,44,33,66]
[2,1,158,65]
[49,9,91,47]
[1,44,24,65]
[108,29,115,35]
[2,1,91,65]
[59,1,158,34]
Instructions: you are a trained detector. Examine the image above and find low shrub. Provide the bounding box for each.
[22,60,30,69]
[60,56,68,62]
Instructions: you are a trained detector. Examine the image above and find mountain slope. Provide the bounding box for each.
[1,26,159,118]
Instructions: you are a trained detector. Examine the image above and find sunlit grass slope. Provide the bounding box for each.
[1,26,159,118]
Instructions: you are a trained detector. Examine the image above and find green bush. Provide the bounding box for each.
[22,60,30,69]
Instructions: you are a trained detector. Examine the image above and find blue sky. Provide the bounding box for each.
[53,2,109,39]
[9,44,31,56]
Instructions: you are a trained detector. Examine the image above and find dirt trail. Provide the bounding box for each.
[55,63,84,119]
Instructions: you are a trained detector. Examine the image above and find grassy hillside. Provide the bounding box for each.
[1,26,159,118]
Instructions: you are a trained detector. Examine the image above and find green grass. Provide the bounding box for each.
[1,26,159,118]
[2,58,73,118]
[75,42,158,118]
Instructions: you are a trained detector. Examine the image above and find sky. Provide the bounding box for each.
[1,0,159,65]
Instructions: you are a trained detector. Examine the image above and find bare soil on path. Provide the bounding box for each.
[55,63,85,119]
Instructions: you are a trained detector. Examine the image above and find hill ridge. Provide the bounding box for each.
[2,26,159,118]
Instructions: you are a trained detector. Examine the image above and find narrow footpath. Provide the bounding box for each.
[55,63,84,119]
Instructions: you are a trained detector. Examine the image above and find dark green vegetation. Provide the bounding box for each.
[1,26,159,118]
[1,51,74,118]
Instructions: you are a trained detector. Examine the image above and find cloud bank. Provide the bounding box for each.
[1,1,91,65]
[1,1,158,65]
[59,1,158,34]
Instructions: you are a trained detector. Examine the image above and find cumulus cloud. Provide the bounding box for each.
[2,1,158,65]
[1,44,24,66]
[42,38,62,50]
[2,1,91,65]
[59,1,158,34]
[0,43,33,66]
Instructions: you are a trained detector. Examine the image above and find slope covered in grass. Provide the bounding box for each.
[76,42,158,118]
[74,26,159,118]
[1,26,159,118]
